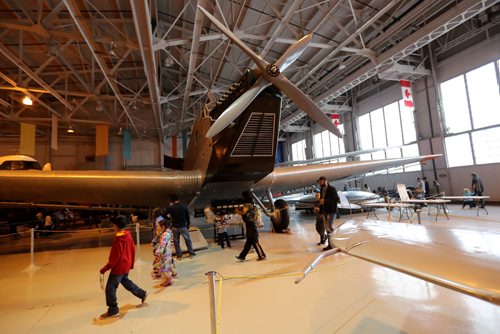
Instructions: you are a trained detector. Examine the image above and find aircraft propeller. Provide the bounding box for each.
[199,6,343,139]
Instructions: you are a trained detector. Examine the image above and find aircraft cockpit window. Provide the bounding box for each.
[0,162,10,170]
[10,161,24,170]
[23,161,42,170]
[0,160,42,170]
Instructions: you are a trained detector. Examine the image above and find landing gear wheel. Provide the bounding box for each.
[271,199,289,233]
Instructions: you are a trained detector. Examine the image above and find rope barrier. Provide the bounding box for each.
[0,230,31,239]
[207,260,343,334]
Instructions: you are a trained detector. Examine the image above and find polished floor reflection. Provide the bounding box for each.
[0,204,499,333]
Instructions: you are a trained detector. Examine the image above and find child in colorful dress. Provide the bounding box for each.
[151,218,164,280]
[155,219,177,287]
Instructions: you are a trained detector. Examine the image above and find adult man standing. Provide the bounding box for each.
[471,173,485,208]
[423,177,430,198]
[317,176,339,251]
[165,195,196,259]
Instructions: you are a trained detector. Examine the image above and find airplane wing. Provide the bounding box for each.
[275,145,402,167]
[331,220,500,305]
[255,154,440,193]
[0,169,203,207]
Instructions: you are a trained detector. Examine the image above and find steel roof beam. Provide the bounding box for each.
[63,0,140,138]
[0,42,74,111]
[281,0,497,129]
[130,0,163,141]
[0,71,61,117]
[181,0,208,127]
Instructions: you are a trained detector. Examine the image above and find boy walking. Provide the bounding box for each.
[99,215,148,319]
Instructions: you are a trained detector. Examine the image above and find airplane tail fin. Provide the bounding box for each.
[42,163,52,171]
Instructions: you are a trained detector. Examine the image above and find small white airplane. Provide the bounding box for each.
[0,155,42,171]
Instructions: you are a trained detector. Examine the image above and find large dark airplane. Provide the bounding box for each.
[0,7,438,229]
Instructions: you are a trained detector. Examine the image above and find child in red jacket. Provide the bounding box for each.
[99,215,148,318]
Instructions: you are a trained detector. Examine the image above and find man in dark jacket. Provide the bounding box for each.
[165,195,196,259]
[317,176,339,251]
[99,215,148,318]
[471,173,485,208]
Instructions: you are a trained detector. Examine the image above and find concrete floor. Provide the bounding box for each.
[0,203,499,333]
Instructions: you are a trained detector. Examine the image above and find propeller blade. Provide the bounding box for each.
[198,5,340,138]
[198,6,268,72]
[270,74,343,138]
[275,34,312,72]
[206,77,271,138]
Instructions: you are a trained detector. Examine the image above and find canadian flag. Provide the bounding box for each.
[400,80,414,108]
[331,113,339,127]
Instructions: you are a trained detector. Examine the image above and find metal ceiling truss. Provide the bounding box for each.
[0,0,497,140]
[281,0,498,130]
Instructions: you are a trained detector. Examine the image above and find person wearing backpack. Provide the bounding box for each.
[235,191,267,261]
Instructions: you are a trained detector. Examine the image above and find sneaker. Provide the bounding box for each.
[235,256,245,262]
[323,245,333,251]
[257,256,267,261]
[317,242,323,246]
[190,252,196,257]
[141,291,149,304]
[160,277,172,287]
[176,256,182,261]
[100,311,119,319]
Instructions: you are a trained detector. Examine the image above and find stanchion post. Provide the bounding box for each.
[22,228,41,272]
[206,271,218,334]
[135,223,146,265]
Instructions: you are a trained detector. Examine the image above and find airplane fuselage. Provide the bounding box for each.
[183,70,282,208]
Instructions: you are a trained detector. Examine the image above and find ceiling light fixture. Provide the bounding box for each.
[164,50,174,67]
[118,127,123,135]
[22,96,33,105]
[67,125,74,133]
[338,61,346,70]
[109,41,119,58]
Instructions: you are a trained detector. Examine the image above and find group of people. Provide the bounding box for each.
[97,171,488,319]
[98,194,195,319]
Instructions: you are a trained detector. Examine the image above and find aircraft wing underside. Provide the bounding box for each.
[331,220,500,305]
[254,154,440,194]
[0,155,438,208]
[0,169,203,208]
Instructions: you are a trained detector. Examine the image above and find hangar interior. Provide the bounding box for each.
[0,0,499,200]
[1,1,500,333]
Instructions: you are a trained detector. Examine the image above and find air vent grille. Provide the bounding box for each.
[231,112,275,157]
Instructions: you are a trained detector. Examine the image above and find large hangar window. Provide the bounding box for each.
[441,59,500,168]
[313,124,345,161]
[291,139,306,161]
[357,99,419,173]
